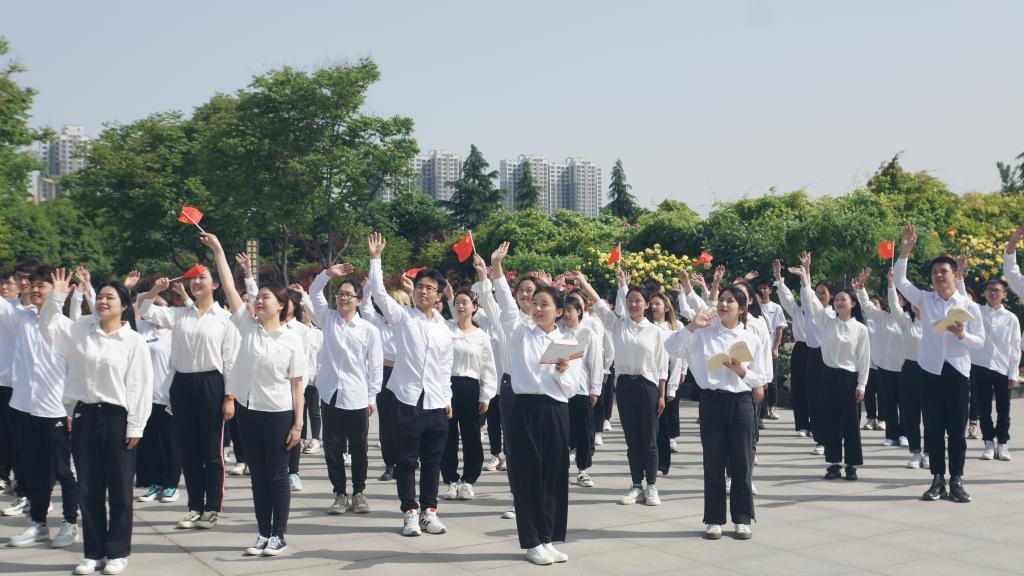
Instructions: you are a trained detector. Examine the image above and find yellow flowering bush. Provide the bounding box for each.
[954,233,1006,289]
[581,243,711,294]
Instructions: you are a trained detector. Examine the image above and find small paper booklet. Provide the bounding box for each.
[540,338,585,364]
[707,341,754,371]
[931,307,975,335]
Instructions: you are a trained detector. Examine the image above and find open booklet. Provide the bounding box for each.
[931,306,975,335]
[540,338,586,364]
[707,341,754,371]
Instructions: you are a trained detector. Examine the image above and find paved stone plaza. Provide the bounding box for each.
[2,397,1022,575]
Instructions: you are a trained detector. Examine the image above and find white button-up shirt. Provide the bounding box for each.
[360,297,398,363]
[140,299,239,376]
[759,300,787,345]
[559,323,604,397]
[675,289,770,387]
[1,297,68,418]
[856,288,905,372]
[593,299,668,386]
[475,278,535,382]
[40,292,153,436]
[450,323,498,402]
[894,258,985,378]
[889,286,923,363]
[773,280,807,343]
[0,297,21,387]
[368,260,453,410]
[802,284,871,389]
[666,322,765,392]
[309,271,383,409]
[1003,251,1024,298]
[227,307,306,412]
[137,319,174,405]
[777,280,833,348]
[969,304,1021,381]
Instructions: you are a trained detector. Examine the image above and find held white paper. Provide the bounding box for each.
[540,338,586,364]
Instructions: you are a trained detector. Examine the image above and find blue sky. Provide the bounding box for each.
[6,0,1022,213]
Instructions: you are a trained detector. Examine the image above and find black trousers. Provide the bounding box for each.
[0,386,13,485]
[137,403,181,489]
[880,369,902,441]
[225,404,246,465]
[392,393,449,512]
[441,376,484,485]
[595,366,616,423]
[699,389,755,525]
[377,366,397,467]
[971,365,1011,444]
[72,403,135,560]
[499,377,516,503]
[790,342,810,432]
[899,360,926,453]
[922,363,970,476]
[657,387,679,473]
[301,385,322,441]
[486,374,509,456]
[968,381,979,422]
[238,408,292,538]
[567,394,595,471]
[804,347,826,443]
[20,411,78,524]
[822,366,863,466]
[4,402,26,497]
[764,358,779,409]
[321,399,369,495]
[169,370,226,514]
[666,394,681,438]
[616,374,659,485]
[508,394,569,549]
[864,367,882,420]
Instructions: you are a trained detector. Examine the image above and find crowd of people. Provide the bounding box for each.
[0,222,1021,571]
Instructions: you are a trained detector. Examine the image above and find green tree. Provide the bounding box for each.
[513,161,541,211]
[0,37,49,201]
[441,145,506,229]
[605,159,640,220]
[997,152,1024,195]
[387,191,450,251]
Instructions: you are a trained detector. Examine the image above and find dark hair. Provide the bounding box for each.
[413,268,445,289]
[517,275,541,290]
[29,266,54,285]
[930,255,958,273]
[733,281,762,318]
[721,285,750,327]
[568,287,587,303]
[533,285,565,312]
[337,278,363,300]
[563,297,584,318]
[755,280,771,290]
[96,281,138,331]
[625,284,652,305]
[287,288,304,323]
[261,284,290,322]
[868,293,886,312]
[813,279,834,295]
[193,263,226,306]
[896,289,916,321]
[453,288,479,327]
[14,258,42,276]
[645,292,679,330]
[836,288,865,324]
[984,279,1009,291]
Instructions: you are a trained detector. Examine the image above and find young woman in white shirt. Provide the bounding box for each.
[647,292,685,477]
[40,270,154,576]
[138,255,240,531]
[791,253,870,481]
[573,267,668,507]
[489,242,573,566]
[441,286,497,501]
[665,285,766,540]
[205,233,306,557]
[885,270,928,469]
[559,296,603,488]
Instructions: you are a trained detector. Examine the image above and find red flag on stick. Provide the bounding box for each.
[178,206,206,233]
[694,251,714,265]
[404,266,427,279]
[607,243,621,267]
[877,241,895,259]
[452,231,474,263]
[170,263,206,282]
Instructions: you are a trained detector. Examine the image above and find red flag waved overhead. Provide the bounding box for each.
[694,251,714,266]
[452,231,474,263]
[180,263,207,279]
[404,266,427,279]
[607,243,621,266]
[178,206,203,226]
[877,241,895,259]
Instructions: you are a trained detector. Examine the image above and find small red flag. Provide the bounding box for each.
[404,266,427,279]
[694,251,714,265]
[178,206,203,226]
[452,231,474,263]
[607,243,621,266]
[877,241,895,259]
[180,263,206,279]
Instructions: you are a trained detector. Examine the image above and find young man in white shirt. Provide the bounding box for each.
[894,225,985,503]
[0,259,37,507]
[756,281,786,421]
[366,233,454,537]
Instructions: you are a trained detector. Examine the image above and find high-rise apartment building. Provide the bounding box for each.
[36,125,90,202]
[499,155,603,216]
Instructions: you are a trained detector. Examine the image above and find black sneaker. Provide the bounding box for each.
[823,465,842,480]
[262,535,287,556]
[844,466,858,481]
[922,474,947,501]
[378,465,394,482]
[948,476,971,503]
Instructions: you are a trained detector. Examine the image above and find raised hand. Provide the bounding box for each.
[153,277,170,292]
[614,267,631,288]
[677,269,693,292]
[198,232,222,252]
[50,268,74,295]
[442,280,454,302]
[123,270,140,292]
[288,282,306,296]
[712,264,725,286]
[534,270,553,287]
[74,266,91,291]
[234,253,252,278]
[691,273,707,292]
[787,265,808,285]
[743,270,759,281]
[687,308,715,331]
[326,263,354,278]
[367,232,386,259]
[1009,222,1024,252]
[901,224,917,251]
[491,241,510,265]
[887,267,894,283]
[798,251,811,271]
[956,254,968,279]
[400,273,414,294]
[472,254,487,281]
[171,281,187,297]
[772,259,783,280]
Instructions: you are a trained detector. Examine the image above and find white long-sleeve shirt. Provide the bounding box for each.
[656,321,686,398]
[227,306,306,412]
[1,297,68,418]
[889,286,923,363]
[759,300,788,345]
[666,322,765,392]
[309,271,384,409]
[40,291,154,436]
[449,323,498,402]
[776,280,833,348]
[560,323,604,397]
[676,289,771,387]
[137,318,174,405]
[593,298,668,386]
[306,324,323,384]
[801,284,871,390]
[773,280,807,343]
[0,297,22,387]
[139,299,239,377]
[359,296,398,363]
[475,278,534,383]
[1003,250,1024,298]
[368,260,453,409]
[856,288,905,372]
[894,258,985,378]
[970,305,1021,381]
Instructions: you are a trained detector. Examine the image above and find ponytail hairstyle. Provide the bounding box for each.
[96,281,138,331]
[723,285,750,327]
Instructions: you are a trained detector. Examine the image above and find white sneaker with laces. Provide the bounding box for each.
[419,508,446,534]
[526,544,553,565]
[899,436,909,447]
[734,524,752,539]
[705,524,722,539]
[303,439,322,454]
[501,505,516,519]
[603,419,612,432]
[176,510,201,529]
[138,485,161,503]
[906,451,923,469]
[402,510,421,536]
[245,535,269,556]
[74,559,100,575]
[457,482,475,500]
[289,473,303,491]
[102,557,128,575]
[576,472,594,487]
[921,453,931,469]
[644,485,661,506]
[862,418,874,430]
[50,520,78,548]
[796,429,808,438]
[497,455,507,471]
[997,444,1012,461]
[594,433,604,446]
[483,455,501,471]
[262,536,287,556]
[981,440,995,460]
[619,486,645,505]
[813,445,825,455]
[442,482,460,500]
[227,462,247,476]
[668,437,679,453]
[7,522,49,547]
[881,438,898,447]
[544,542,568,562]
[2,496,28,516]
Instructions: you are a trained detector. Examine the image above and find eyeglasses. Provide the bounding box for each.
[414,285,439,294]
[336,292,359,300]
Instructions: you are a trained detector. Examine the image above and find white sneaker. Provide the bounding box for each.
[981,440,995,460]
[442,482,460,500]
[7,523,49,547]
[227,462,247,476]
[303,439,322,454]
[569,449,576,463]
[457,483,475,500]
[544,542,568,562]
[223,447,235,464]
[50,520,78,548]
[735,524,752,539]
[877,420,886,431]
[753,454,759,466]
[921,453,931,469]
[497,455,507,471]
[501,505,516,519]
[767,408,781,420]
[576,472,594,487]
[74,558,100,575]
[344,452,352,465]
[751,482,758,496]
[603,419,612,432]
[899,436,909,447]
[594,433,604,446]
[402,510,421,536]
[2,496,28,516]
[483,455,501,471]
[862,418,874,430]
[176,510,201,529]
[704,524,722,539]
[419,508,446,534]
[906,451,923,469]
[102,558,128,575]
[289,473,304,492]
[796,429,808,438]
[656,470,664,477]
[668,438,679,453]
[997,444,1012,461]
[644,485,661,506]
[261,536,287,556]
[526,544,553,565]
[813,445,825,455]
[881,438,898,447]
[619,486,645,505]
[725,477,732,495]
